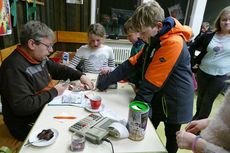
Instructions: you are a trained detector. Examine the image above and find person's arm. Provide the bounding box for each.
[97,60,136,90]
[186,118,211,134]
[189,32,215,68]
[176,131,206,152]
[68,50,81,68]
[48,59,94,89]
[108,47,115,70]
[47,59,84,81]
[189,33,206,67]
[194,137,208,153]
[1,67,58,116]
[134,78,158,104]
[176,131,230,153]
[101,54,115,74]
[100,46,115,75]
[203,143,230,153]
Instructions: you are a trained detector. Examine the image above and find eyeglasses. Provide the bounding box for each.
[35,41,53,50]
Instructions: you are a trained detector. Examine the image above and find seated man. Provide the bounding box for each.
[0,20,94,141]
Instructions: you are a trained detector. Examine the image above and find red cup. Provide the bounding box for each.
[90,96,102,110]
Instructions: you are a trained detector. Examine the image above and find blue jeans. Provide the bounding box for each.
[193,69,227,120]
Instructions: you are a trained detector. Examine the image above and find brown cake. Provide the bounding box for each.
[37,129,54,140]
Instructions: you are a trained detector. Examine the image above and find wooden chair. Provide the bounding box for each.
[0,44,19,65]
[57,31,88,44]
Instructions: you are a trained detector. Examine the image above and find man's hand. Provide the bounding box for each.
[80,75,94,90]
[54,83,68,95]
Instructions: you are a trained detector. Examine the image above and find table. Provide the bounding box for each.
[19,74,167,153]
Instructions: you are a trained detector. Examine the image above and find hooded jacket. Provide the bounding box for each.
[97,17,194,124]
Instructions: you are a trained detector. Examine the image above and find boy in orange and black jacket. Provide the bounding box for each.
[97,1,194,153]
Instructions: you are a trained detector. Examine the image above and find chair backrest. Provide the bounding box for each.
[57,31,88,44]
[0,44,19,65]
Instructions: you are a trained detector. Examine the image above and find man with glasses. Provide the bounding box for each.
[0,20,94,141]
[35,41,54,51]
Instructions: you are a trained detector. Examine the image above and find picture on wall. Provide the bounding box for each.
[0,0,12,36]
[168,4,184,20]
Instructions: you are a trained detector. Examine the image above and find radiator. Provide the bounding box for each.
[112,47,131,65]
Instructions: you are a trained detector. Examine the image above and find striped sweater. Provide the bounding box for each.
[69,45,115,73]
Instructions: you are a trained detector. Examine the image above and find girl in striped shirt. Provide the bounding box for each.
[69,23,115,74]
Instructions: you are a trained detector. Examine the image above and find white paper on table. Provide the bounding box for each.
[100,109,127,125]
[108,122,129,138]
[48,90,90,107]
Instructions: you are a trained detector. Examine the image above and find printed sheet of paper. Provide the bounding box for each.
[48,90,89,107]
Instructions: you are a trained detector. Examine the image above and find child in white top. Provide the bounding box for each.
[69,23,115,74]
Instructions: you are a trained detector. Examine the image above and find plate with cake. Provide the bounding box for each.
[27,128,59,147]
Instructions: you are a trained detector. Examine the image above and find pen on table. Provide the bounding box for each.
[54,116,76,119]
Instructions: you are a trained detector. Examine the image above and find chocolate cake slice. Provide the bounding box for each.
[37,129,54,140]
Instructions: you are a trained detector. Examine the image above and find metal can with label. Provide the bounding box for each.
[62,52,69,64]
[127,101,150,141]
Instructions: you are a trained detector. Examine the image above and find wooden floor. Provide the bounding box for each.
[0,114,23,153]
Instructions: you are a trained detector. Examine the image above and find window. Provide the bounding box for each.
[156,0,189,24]
[96,0,190,39]
[96,0,141,39]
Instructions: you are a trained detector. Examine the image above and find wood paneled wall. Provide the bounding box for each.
[0,0,90,52]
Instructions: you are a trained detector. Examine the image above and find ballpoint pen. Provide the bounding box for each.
[54,116,76,119]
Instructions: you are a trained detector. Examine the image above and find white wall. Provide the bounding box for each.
[189,0,207,38]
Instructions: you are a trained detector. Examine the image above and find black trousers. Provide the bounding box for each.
[151,118,181,153]
[7,124,32,141]
[193,69,227,120]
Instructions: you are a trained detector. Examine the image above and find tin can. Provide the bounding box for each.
[127,101,150,141]
[62,52,69,64]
